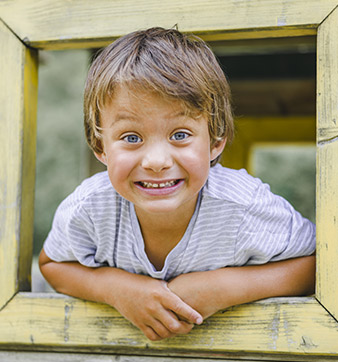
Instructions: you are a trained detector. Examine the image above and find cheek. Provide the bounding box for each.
[178,145,211,180]
[106,150,137,183]
[187,138,211,164]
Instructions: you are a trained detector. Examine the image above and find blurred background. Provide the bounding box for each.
[32,37,316,291]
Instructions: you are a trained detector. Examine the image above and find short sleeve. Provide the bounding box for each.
[43,193,103,267]
[234,181,316,265]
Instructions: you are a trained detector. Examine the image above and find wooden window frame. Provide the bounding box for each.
[1,1,337,359]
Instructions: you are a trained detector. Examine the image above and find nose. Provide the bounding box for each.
[141,142,173,172]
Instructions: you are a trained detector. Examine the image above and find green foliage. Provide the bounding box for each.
[252,145,316,223]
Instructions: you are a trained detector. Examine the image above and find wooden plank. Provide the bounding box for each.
[316,139,338,320]
[0,352,260,362]
[0,20,21,309]
[317,5,338,138]
[0,0,337,50]
[0,21,37,308]
[0,293,338,359]
[316,7,338,320]
[2,351,338,362]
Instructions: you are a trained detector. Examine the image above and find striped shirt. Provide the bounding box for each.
[43,164,316,281]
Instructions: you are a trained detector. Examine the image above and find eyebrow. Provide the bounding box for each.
[103,108,198,129]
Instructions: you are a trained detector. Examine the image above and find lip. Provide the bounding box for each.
[134,179,184,196]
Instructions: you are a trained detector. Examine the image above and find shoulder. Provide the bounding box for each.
[56,171,121,217]
[48,171,125,247]
[74,171,113,200]
[68,171,116,202]
[44,171,124,266]
[204,163,262,207]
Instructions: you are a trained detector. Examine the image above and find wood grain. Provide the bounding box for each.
[316,7,338,320]
[0,20,37,309]
[0,351,265,362]
[0,0,337,50]
[0,294,338,359]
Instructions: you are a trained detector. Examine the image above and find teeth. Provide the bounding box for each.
[140,180,177,188]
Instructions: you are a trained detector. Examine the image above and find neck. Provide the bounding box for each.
[135,206,195,271]
[135,204,195,237]
[134,196,199,270]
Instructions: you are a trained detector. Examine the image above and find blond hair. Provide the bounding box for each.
[84,27,234,166]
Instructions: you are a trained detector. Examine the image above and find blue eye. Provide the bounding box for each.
[123,134,142,143]
[171,132,189,141]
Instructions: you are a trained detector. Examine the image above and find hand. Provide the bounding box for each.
[107,272,203,341]
[39,250,202,342]
[168,271,223,319]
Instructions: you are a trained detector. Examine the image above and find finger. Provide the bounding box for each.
[147,319,176,340]
[141,325,163,341]
[165,293,203,325]
[158,309,194,335]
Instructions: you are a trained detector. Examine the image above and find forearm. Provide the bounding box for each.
[168,255,315,317]
[39,249,127,306]
[213,255,316,308]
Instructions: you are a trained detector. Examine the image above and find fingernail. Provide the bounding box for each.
[196,316,203,325]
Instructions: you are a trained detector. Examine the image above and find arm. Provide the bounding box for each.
[39,248,202,341]
[168,255,315,319]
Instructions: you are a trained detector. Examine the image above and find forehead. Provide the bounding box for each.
[100,84,202,124]
[106,85,183,110]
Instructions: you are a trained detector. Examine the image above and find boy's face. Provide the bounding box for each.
[96,85,225,220]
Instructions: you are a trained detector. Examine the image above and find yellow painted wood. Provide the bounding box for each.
[0,0,337,50]
[221,116,315,170]
[317,7,338,137]
[17,45,38,292]
[317,141,338,321]
[0,20,38,308]
[0,20,36,308]
[316,7,338,321]
[0,293,338,358]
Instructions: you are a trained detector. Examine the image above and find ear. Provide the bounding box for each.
[94,151,107,166]
[210,138,227,162]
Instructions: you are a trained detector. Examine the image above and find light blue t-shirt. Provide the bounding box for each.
[43,164,316,281]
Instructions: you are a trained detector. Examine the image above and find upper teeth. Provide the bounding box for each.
[140,180,177,188]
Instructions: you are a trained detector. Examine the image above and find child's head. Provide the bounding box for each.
[84,27,234,166]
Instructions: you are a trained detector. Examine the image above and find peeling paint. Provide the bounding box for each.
[277,16,287,26]
[116,338,140,346]
[268,305,280,350]
[64,303,73,342]
[300,335,318,349]
[283,313,297,349]
[59,35,73,41]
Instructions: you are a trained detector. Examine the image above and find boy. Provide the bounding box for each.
[39,27,316,342]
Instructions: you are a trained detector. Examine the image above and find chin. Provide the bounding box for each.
[137,200,183,214]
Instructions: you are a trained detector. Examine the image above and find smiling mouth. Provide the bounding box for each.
[137,180,181,189]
